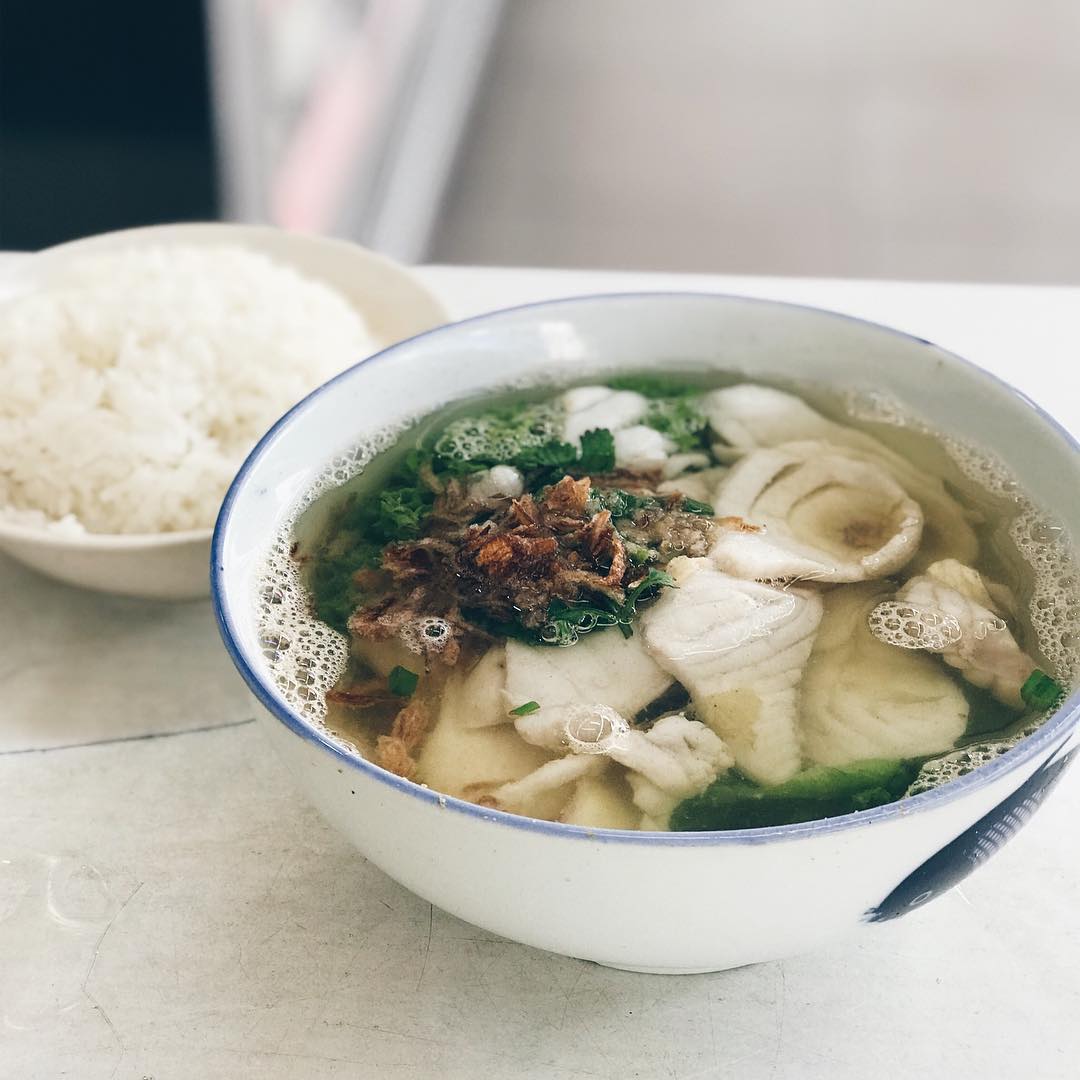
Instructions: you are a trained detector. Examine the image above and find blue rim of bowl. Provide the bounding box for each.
[212,291,1080,846]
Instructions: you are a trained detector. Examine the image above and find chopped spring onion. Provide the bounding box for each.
[509,700,541,717]
[1020,669,1064,712]
[680,496,715,516]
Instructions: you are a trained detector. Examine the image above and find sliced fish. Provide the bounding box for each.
[559,773,641,830]
[802,582,969,765]
[493,709,730,829]
[560,385,648,446]
[447,647,510,729]
[701,384,978,567]
[504,632,673,749]
[641,556,822,784]
[415,680,555,813]
[610,713,733,829]
[711,442,923,582]
[876,561,1039,709]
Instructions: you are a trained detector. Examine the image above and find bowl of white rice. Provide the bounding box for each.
[0,223,449,599]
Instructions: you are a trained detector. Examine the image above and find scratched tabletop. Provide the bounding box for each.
[2,263,1079,1080]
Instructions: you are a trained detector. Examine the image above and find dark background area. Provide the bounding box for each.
[0,1,218,249]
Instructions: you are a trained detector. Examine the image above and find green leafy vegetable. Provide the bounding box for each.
[433,402,564,471]
[432,405,617,482]
[542,597,622,645]
[578,427,616,474]
[388,665,419,697]
[1020,669,1064,712]
[308,550,373,636]
[509,700,541,717]
[625,540,657,566]
[512,440,578,471]
[643,396,710,452]
[606,375,700,398]
[590,487,712,520]
[669,759,920,831]
[375,489,429,538]
[305,448,438,633]
[589,488,652,518]
[538,568,677,646]
[633,682,691,725]
[623,568,676,607]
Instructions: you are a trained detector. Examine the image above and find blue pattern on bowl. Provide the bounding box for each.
[866,747,1077,922]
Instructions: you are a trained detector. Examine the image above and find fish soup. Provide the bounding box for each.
[282,376,1076,832]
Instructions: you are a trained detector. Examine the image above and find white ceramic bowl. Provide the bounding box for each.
[0,223,449,600]
[213,294,1080,973]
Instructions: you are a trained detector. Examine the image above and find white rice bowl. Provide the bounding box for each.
[0,244,375,535]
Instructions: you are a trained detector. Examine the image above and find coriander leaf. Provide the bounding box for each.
[388,665,419,697]
[643,397,709,452]
[376,489,427,537]
[643,399,712,449]
[624,568,676,607]
[512,440,578,470]
[578,428,616,474]
[308,540,380,634]
[535,570,676,648]
[540,596,621,646]
[1020,669,1064,711]
[510,700,541,716]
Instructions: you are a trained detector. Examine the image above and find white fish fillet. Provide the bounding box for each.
[504,632,673,748]
[496,711,730,829]
[801,582,969,765]
[658,464,727,502]
[415,679,555,813]
[559,773,641,830]
[641,557,822,784]
[611,713,733,829]
[710,442,923,582]
[560,385,648,446]
[888,565,1038,709]
[448,647,510,729]
[613,424,675,470]
[488,755,605,817]
[661,452,713,480]
[701,384,977,567]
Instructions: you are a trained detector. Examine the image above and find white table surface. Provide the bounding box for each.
[2,261,1079,1080]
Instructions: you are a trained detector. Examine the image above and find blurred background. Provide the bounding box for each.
[3,0,1078,282]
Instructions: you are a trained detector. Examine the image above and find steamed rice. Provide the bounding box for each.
[0,245,375,534]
